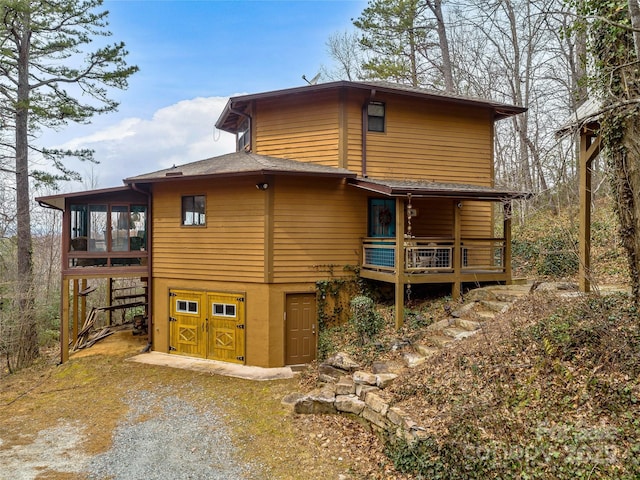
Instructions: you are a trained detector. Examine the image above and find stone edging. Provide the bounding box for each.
[283,369,428,444]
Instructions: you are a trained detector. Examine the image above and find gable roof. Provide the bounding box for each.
[216,80,527,132]
[349,177,530,201]
[124,151,356,185]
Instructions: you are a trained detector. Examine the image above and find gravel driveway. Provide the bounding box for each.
[87,387,262,479]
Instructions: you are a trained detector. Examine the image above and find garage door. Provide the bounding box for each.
[169,290,245,364]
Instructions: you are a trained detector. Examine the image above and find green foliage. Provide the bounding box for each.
[385,422,639,480]
[512,202,627,281]
[536,234,579,277]
[316,274,361,330]
[349,295,384,345]
[383,292,640,479]
[353,0,429,85]
[524,293,640,375]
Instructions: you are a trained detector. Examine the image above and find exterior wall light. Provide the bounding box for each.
[256,183,269,190]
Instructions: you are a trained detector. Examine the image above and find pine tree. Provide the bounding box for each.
[0,0,137,368]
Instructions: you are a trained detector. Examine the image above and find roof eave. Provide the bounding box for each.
[349,178,531,201]
[215,81,527,133]
[124,168,356,185]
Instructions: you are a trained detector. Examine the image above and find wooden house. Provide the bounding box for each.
[37,81,528,368]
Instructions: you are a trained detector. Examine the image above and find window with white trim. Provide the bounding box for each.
[212,303,236,317]
[176,299,198,314]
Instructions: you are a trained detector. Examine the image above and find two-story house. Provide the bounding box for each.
[37,81,527,368]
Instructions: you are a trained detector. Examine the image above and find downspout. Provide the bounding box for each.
[130,182,153,351]
[361,89,376,178]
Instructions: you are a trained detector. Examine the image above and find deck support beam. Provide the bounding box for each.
[61,278,70,364]
[394,197,406,329]
[452,200,462,298]
[579,126,601,293]
[504,201,513,285]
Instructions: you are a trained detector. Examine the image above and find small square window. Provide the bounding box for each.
[367,102,385,132]
[176,300,198,314]
[212,303,236,317]
[182,195,205,226]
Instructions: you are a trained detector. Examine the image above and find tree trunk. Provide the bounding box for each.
[600,104,640,303]
[427,0,454,92]
[15,20,37,368]
[628,0,640,59]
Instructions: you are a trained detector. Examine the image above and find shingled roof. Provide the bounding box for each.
[216,80,527,132]
[349,177,530,201]
[124,151,356,184]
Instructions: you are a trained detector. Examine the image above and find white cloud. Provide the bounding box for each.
[59,96,236,189]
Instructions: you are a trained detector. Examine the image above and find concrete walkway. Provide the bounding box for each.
[128,351,295,381]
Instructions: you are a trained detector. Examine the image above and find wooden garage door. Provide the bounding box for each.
[285,293,317,365]
[169,290,206,358]
[169,290,245,364]
[207,292,246,364]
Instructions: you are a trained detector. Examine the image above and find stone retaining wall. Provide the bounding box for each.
[284,356,428,444]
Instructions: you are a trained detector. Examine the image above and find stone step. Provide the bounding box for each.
[455,318,482,331]
[442,326,478,340]
[442,326,468,337]
[450,302,477,318]
[480,300,511,313]
[425,318,453,332]
[425,334,454,348]
[474,310,496,321]
[414,344,440,357]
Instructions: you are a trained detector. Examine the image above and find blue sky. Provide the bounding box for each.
[47,0,366,189]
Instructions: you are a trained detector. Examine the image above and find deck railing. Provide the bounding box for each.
[363,237,506,274]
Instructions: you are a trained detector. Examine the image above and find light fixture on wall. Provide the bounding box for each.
[256,183,269,190]
[457,201,463,209]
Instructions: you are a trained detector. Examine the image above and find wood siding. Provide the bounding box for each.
[271,177,367,282]
[250,89,496,188]
[254,91,341,166]
[361,95,493,185]
[151,178,266,282]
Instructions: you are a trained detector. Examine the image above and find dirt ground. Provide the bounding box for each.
[0,332,404,480]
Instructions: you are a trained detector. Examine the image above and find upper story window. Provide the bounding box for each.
[367,102,386,132]
[237,118,250,151]
[182,195,206,226]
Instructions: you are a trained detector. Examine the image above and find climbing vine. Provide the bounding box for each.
[315,264,363,330]
[572,0,640,302]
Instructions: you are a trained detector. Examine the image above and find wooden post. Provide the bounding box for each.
[107,277,113,326]
[72,279,79,344]
[394,197,406,329]
[452,200,462,298]
[579,128,601,293]
[504,201,513,285]
[80,278,87,332]
[61,278,69,364]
